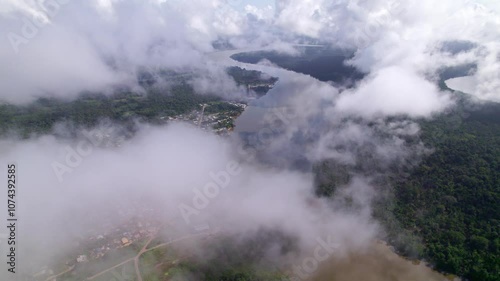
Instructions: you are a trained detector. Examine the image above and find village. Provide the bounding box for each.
[164,101,247,134]
[31,195,218,281]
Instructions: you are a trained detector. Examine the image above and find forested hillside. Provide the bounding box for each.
[313,99,500,280]
[0,83,219,137]
[391,100,500,281]
[0,67,275,137]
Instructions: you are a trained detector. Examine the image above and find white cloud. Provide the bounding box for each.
[0,0,249,104]
[0,122,378,276]
[335,66,453,118]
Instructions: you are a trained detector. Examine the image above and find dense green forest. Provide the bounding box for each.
[313,99,500,281]
[0,66,277,137]
[220,86,499,281]
[226,66,278,97]
[227,66,278,86]
[390,100,500,281]
[0,83,220,137]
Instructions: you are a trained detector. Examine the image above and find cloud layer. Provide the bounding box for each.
[0,1,498,280]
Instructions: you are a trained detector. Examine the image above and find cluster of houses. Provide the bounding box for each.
[163,102,247,134]
[79,221,160,262]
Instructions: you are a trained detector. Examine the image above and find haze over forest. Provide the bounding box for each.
[0,1,499,281]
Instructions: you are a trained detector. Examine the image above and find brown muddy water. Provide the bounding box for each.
[310,242,458,281]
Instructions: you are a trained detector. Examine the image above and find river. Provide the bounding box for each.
[207,47,314,132]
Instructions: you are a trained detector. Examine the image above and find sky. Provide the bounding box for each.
[232,0,274,10]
